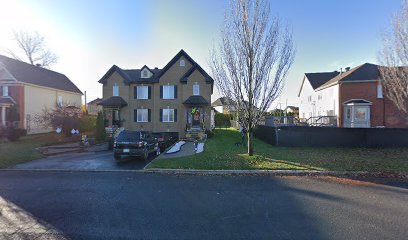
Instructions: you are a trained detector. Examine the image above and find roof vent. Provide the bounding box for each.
[345,67,351,72]
[155,67,158,70]
[36,63,42,67]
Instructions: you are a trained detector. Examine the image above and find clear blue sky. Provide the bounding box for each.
[0,0,402,107]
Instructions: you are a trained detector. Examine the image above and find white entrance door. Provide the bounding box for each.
[343,106,370,128]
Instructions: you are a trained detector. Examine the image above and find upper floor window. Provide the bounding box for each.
[162,85,176,99]
[308,96,312,102]
[137,86,149,99]
[193,82,199,95]
[57,96,63,107]
[377,82,383,98]
[113,83,119,96]
[2,86,8,97]
[180,59,185,67]
[317,94,322,100]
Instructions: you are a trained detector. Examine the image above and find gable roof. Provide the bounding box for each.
[0,54,82,94]
[304,71,340,90]
[154,50,214,84]
[212,97,234,106]
[317,63,380,90]
[88,98,102,104]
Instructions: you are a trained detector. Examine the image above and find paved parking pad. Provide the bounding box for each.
[11,151,154,171]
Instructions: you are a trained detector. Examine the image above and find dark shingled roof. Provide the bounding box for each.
[97,96,128,108]
[98,50,214,89]
[0,54,82,94]
[183,96,209,106]
[211,97,234,106]
[88,98,102,104]
[0,96,16,105]
[318,63,381,89]
[304,71,340,90]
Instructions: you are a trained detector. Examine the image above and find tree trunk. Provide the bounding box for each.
[247,128,253,156]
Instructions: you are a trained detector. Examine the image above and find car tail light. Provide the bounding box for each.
[158,138,164,141]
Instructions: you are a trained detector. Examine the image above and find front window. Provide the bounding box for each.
[2,86,8,96]
[113,83,119,96]
[193,82,199,95]
[163,108,174,122]
[137,109,148,122]
[355,107,368,120]
[137,86,148,99]
[163,85,175,99]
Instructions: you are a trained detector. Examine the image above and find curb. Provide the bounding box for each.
[143,169,408,178]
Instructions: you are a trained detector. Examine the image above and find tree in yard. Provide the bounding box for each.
[210,0,295,155]
[7,31,58,68]
[95,111,107,142]
[378,0,408,116]
[34,104,81,137]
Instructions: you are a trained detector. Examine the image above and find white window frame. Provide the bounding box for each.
[137,86,148,99]
[137,109,148,122]
[57,96,63,107]
[180,59,185,67]
[163,108,175,122]
[377,82,383,99]
[163,85,175,99]
[193,82,200,95]
[3,86,8,97]
[142,69,149,78]
[113,83,119,96]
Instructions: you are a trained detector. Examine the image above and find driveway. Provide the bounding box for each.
[0,172,407,239]
[11,150,155,171]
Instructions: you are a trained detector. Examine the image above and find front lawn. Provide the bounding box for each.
[0,133,80,169]
[148,128,408,172]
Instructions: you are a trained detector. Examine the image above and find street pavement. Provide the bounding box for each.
[11,150,154,170]
[0,171,407,239]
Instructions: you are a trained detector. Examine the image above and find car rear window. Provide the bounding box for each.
[116,131,142,142]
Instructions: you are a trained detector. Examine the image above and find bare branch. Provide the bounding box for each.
[7,31,58,68]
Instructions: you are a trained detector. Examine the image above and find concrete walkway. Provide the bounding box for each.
[156,142,196,159]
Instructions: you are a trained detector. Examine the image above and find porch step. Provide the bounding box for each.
[185,130,205,141]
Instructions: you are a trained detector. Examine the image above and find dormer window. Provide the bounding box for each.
[180,59,185,67]
[142,69,149,78]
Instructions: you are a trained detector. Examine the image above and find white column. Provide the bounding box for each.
[1,106,5,126]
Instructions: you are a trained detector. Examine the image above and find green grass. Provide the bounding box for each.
[148,128,408,172]
[0,133,80,169]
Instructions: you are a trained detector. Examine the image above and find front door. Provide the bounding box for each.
[192,111,200,127]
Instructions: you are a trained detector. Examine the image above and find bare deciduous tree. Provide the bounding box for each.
[7,31,57,68]
[378,0,408,115]
[210,0,295,156]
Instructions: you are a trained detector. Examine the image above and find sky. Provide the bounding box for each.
[0,0,403,109]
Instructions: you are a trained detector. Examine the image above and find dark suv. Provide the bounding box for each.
[113,130,157,161]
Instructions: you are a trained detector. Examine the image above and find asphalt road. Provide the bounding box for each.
[11,150,154,170]
[0,171,407,240]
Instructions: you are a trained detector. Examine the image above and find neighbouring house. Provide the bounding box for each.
[298,63,408,128]
[97,49,214,139]
[0,54,82,134]
[87,98,103,115]
[211,97,236,114]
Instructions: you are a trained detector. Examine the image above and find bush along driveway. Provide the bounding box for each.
[147,128,408,174]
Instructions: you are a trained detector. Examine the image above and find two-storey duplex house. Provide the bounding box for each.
[97,50,214,138]
[299,63,408,128]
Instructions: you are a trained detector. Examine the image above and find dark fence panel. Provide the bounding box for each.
[255,126,408,148]
[254,125,277,145]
